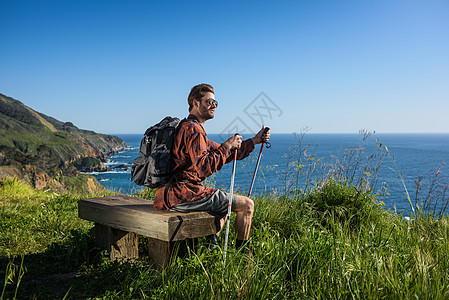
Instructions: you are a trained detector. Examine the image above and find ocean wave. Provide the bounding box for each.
[98,178,111,182]
[82,170,131,175]
[119,146,134,152]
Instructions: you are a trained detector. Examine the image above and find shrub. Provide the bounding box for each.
[304,181,385,230]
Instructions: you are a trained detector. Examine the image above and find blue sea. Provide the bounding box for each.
[91,133,449,215]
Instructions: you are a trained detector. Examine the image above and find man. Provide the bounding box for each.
[153,83,270,250]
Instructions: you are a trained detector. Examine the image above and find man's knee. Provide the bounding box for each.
[234,196,254,213]
[246,197,254,213]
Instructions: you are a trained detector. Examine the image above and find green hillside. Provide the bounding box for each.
[1,177,448,299]
[0,93,126,191]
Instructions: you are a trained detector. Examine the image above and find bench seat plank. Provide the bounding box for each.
[78,195,219,242]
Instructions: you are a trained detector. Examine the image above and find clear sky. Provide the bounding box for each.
[1,0,448,134]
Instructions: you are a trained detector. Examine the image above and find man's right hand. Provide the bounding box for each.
[223,134,242,150]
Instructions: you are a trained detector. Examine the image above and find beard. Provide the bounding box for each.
[199,105,215,120]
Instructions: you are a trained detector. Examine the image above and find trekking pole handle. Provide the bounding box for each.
[262,127,271,148]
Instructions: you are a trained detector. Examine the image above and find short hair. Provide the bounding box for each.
[188,83,214,112]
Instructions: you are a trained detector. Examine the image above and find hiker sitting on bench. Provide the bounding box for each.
[153,83,270,250]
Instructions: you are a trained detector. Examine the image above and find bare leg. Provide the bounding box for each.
[214,195,254,239]
[215,216,226,236]
[232,195,254,240]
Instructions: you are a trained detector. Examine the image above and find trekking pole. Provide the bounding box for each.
[223,148,238,263]
[248,127,270,197]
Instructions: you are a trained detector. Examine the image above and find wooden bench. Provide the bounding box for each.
[78,195,220,268]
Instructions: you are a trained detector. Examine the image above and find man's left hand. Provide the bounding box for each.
[252,126,270,145]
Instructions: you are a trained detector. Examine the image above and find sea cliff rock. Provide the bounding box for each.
[109,164,131,171]
[73,157,108,172]
[0,92,127,192]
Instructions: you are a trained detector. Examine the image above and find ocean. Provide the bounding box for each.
[90,133,449,215]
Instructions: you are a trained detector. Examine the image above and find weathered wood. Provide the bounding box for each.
[148,237,172,269]
[79,195,220,241]
[95,223,139,261]
[79,195,221,265]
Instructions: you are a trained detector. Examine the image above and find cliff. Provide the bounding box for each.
[0,93,127,192]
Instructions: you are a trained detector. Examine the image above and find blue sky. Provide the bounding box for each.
[1,0,448,134]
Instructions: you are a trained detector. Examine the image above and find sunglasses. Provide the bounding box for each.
[204,98,218,107]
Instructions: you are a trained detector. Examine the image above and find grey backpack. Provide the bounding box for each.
[131,116,195,188]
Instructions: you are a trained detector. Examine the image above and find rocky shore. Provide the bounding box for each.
[0,92,128,192]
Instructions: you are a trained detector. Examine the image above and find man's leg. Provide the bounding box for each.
[214,194,254,239]
[232,195,254,240]
[172,191,254,246]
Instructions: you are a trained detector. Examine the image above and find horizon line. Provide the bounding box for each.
[103,131,449,136]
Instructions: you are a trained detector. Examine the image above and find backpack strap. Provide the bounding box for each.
[163,117,199,209]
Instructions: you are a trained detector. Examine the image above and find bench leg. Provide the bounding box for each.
[148,238,200,269]
[148,237,173,269]
[95,223,139,261]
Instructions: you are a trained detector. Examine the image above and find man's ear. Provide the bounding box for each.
[193,98,199,108]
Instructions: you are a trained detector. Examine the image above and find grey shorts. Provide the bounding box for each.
[170,190,236,217]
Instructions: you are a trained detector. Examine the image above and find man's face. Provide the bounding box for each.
[197,92,217,120]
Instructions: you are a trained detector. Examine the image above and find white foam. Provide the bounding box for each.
[82,170,130,175]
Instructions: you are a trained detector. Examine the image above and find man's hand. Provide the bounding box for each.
[223,134,243,150]
[252,126,270,145]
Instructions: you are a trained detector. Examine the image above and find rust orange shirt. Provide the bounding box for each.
[153,114,255,210]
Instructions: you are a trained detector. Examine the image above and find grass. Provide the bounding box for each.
[1,135,449,299]
[0,178,113,258]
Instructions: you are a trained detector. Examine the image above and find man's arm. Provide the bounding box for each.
[224,138,255,163]
[186,130,231,178]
